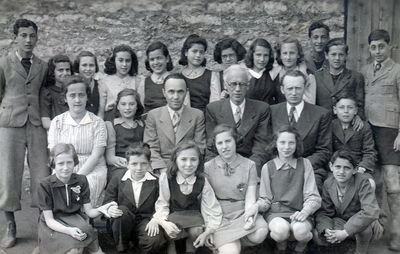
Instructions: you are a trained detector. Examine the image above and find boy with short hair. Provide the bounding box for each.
[304,21,330,73]
[315,150,382,254]
[332,94,377,177]
[103,142,167,253]
[361,29,400,251]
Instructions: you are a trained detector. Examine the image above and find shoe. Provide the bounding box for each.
[0,221,16,248]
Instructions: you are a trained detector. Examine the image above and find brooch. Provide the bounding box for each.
[71,185,81,201]
[237,183,247,193]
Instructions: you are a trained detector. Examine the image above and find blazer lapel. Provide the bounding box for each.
[295,103,315,139]
[332,120,346,144]
[27,56,43,82]
[334,69,352,95]
[327,178,341,209]
[344,127,356,143]
[321,68,335,94]
[158,106,175,144]
[175,106,193,143]
[237,100,257,136]
[121,179,136,207]
[10,53,28,79]
[218,99,236,125]
[371,59,394,83]
[137,181,154,208]
[339,176,357,214]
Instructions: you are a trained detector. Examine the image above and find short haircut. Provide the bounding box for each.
[49,143,79,169]
[62,74,90,97]
[167,140,204,179]
[73,51,99,74]
[45,54,73,87]
[212,123,239,148]
[145,41,174,72]
[308,21,330,38]
[213,38,246,64]
[276,37,304,66]
[178,34,207,66]
[280,69,307,86]
[223,64,250,83]
[244,38,274,71]
[125,142,151,162]
[104,44,138,76]
[333,92,357,106]
[13,19,38,35]
[324,38,349,54]
[163,73,187,89]
[115,88,144,119]
[330,150,356,168]
[266,125,304,159]
[368,29,390,44]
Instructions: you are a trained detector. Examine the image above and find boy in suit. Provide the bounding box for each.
[144,73,205,173]
[315,38,365,126]
[103,143,167,253]
[270,70,332,190]
[0,19,49,248]
[205,64,270,175]
[304,21,330,74]
[361,29,400,251]
[315,150,382,254]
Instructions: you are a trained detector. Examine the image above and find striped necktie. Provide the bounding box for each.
[172,111,180,133]
[234,106,241,128]
[288,106,296,126]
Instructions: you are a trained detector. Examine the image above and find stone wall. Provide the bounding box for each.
[0,0,344,74]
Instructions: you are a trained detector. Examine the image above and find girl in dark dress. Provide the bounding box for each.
[244,38,277,105]
[213,38,246,98]
[141,41,174,113]
[73,51,101,115]
[179,34,221,111]
[105,88,145,178]
[37,143,115,254]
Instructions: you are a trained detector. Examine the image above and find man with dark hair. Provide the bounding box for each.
[144,73,205,173]
[362,29,400,251]
[304,21,330,74]
[0,19,49,248]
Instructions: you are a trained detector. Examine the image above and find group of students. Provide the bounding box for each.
[0,17,399,254]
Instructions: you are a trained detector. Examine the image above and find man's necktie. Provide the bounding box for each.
[234,106,242,129]
[374,63,381,75]
[289,106,296,126]
[172,111,180,133]
[21,58,31,74]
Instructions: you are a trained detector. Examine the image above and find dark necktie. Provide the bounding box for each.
[172,111,180,133]
[288,106,296,126]
[21,58,31,74]
[374,63,381,75]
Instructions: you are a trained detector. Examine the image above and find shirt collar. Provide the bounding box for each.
[215,154,242,169]
[121,171,156,183]
[167,105,184,120]
[15,51,33,62]
[230,99,245,114]
[176,172,197,185]
[50,173,80,187]
[113,118,144,128]
[273,157,297,170]
[286,100,304,115]
[248,68,265,79]
[65,111,93,126]
[375,57,390,68]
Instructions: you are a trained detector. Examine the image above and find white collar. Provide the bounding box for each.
[176,172,197,185]
[15,51,33,62]
[64,111,93,126]
[167,105,184,120]
[248,68,265,79]
[273,157,297,170]
[230,99,245,114]
[286,101,304,116]
[121,171,156,183]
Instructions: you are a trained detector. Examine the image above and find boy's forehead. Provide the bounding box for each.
[17,26,37,35]
[128,154,149,161]
[311,27,329,36]
[370,39,388,46]
[336,98,356,106]
[332,157,354,167]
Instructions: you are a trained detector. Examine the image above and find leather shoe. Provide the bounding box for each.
[0,221,16,248]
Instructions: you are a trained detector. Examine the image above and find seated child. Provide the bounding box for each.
[37,143,115,254]
[332,94,377,180]
[103,142,167,253]
[154,141,222,254]
[257,125,321,254]
[315,150,382,254]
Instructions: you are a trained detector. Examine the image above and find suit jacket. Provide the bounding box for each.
[0,52,47,127]
[103,171,159,218]
[270,102,332,170]
[332,119,377,172]
[304,50,328,75]
[205,98,270,174]
[144,105,205,170]
[315,67,365,118]
[361,58,400,129]
[315,174,380,236]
